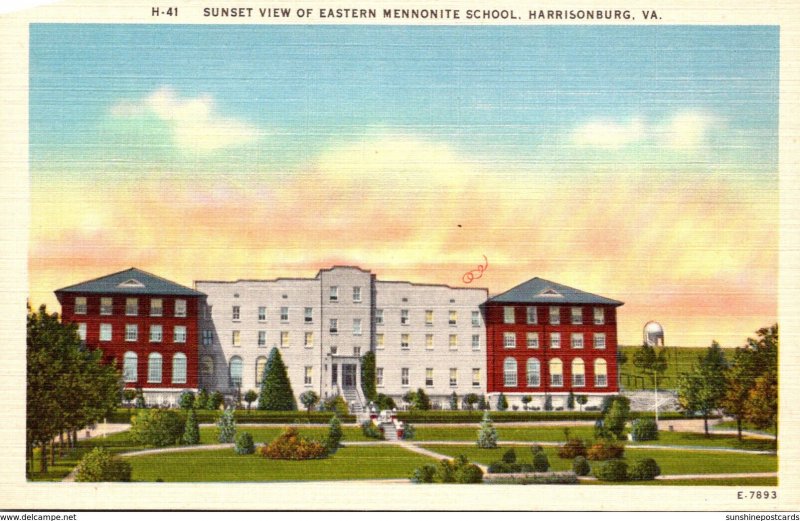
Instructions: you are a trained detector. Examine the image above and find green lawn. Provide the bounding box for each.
[618,345,726,390]
[127,445,435,482]
[581,477,778,486]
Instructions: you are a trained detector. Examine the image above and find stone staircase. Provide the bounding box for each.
[341,387,364,414]
[382,422,399,441]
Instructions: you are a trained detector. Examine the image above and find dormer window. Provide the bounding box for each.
[118,278,144,288]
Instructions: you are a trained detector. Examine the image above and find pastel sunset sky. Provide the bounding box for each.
[29,24,778,346]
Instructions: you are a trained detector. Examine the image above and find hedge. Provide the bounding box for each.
[107,408,355,424]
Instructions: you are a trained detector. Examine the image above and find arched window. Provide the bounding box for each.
[549,358,563,387]
[595,359,608,387]
[147,352,162,383]
[503,357,517,387]
[200,355,214,386]
[255,356,268,385]
[526,358,540,387]
[122,352,137,383]
[572,358,585,387]
[229,356,243,388]
[172,352,187,384]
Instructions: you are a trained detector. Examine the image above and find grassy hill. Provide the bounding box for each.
[617,345,737,391]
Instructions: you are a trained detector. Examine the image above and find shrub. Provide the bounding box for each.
[74,448,131,482]
[594,459,628,482]
[325,415,343,454]
[196,389,209,410]
[477,394,488,410]
[487,461,535,474]
[134,387,146,409]
[572,456,591,476]
[321,395,349,416]
[259,427,328,460]
[361,420,383,439]
[628,458,661,481]
[476,411,498,448]
[129,409,184,447]
[544,395,553,411]
[502,448,517,464]
[463,393,479,410]
[182,408,200,445]
[258,347,297,411]
[454,462,484,484]
[415,388,432,410]
[374,393,397,411]
[532,451,550,472]
[530,444,544,455]
[243,390,259,411]
[122,389,136,407]
[216,408,237,443]
[300,390,320,414]
[487,472,579,485]
[630,418,659,442]
[449,391,459,410]
[402,423,416,440]
[209,391,224,410]
[178,390,195,410]
[411,464,436,483]
[496,393,508,411]
[433,458,456,483]
[557,438,587,459]
[587,441,625,461]
[603,396,631,440]
[567,391,575,411]
[234,432,255,455]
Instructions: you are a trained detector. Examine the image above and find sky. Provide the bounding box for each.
[28,24,779,346]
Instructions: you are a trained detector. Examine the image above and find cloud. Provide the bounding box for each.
[109,87,261,152]
[572,118,645,148]
[658,111,716,149]
[571,111,718,150]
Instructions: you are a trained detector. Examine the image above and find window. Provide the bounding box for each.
[549,306,560,325]
[280,307,289,322]
[571,306,583,325]
[100,298,113,316]
[375,309,384,325]
[472,368,481,387]
[148,353,162,383]
[329,286,338,301]
[353,346,361,357]
[594,307,605,325]
[258,306,266,321]
[174,326,187,343]
[425,310,433,325]
[376,368,384,387]
[472,311,481,327]
[527,358,541,387]
[503,332,516,349]
[353,286,361,303]
[149,325,162,342]
[526,306,537,324]
[304,332,313,348]
[232,306,240,321]
[125,298,138,316]
[329,318,338,334]
[100,324,112,342]
[401,333,410,349]
[231,330,240,346]
[572,358,586,387]
[595,359,608,387]
[330,345,338,355]
[200,356,214,382]
[75,297,87,314]
[376,333,384,349]
[255,356,267,384]
[503,306,515,324]
[401,368,409,386]
[150,298,163,317]
[172,353,187,384]
[550,332,561,349]
[449,334,458,350]
[527,332,539,349]
[122,352,137,382]
[281,331,289,348]
[304,307,313,323]
[472,334,480,350]
[202,330,213,346]
[449,368,458,387]
[550,358,563,387]
[175,299,187,318]
[77,323,87,341]
[229,356,243,387]
[401,309,409,325]
[258,330,267,347]
[594,333,606,349]
[304,366,313,385]
[426,334,434,350]
[571,333,584,349]
[125,324,138,342]
[425,368,433,387]
[353,318,362,336]
[449,310,457,325]
[503,358,518,387]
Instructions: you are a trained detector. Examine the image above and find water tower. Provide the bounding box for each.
[643,321,665,347]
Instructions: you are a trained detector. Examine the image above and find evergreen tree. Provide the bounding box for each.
[258,347,297,411]
[325,415,343,454]
[567,391,576,411]
[476,411,498,448]
[449,391,459,411]
[477,394,488,411]
[544,395,553,411]
[216,407,237,443]
[360,351,377,401]
[195,388,209,410]
[496,393,508,411]
[415,388,431,410]
[182,408,200,445]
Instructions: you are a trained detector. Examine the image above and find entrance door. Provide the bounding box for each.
[342,364,357,389]
[331,364,338,386]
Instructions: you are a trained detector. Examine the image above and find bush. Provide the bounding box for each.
[572,456,591,476]
[476,411,498,448]
[496,393,508,411]
[216,408,237,443]
[134,388,146,408]
[361,420,383,439]
[321,395,349,416]
[544,395,553,411]
[129,409,184,447]
[374,393,397,411]
[325,415,343,454]
[487,472,579,485]
[532,451,550,472]
[487,461,535,474]
[628,458,661,481]
[209,391,224,410]
[587,442,625,461]
[74,448,132,482]
[401,423,416,440]
[424,455,483,484]
[594,459,628,482]
[196,389,209,410]
[502,448,517,464]
[411,464,437,483]
[234,432,255,455]
[530,444,544,455]
[630,418,659,441]
[454,462,484,484]
[178,390,195,410]
[182,408,200,445]
[259,427,328,460]
[567,391,575,411]
[557,438,587,459]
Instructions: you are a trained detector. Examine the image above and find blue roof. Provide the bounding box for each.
[55,268,205,297]
[487,277,623,306]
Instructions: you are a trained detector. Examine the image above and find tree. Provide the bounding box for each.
[134,388,146,408]
[603,397,630,440]
[521,395,532,411]
[633,343,668,385]
[216,408,237,443]
[244,390,259,412]
[360,351,377,402]
[129,409,184,447]
[720,348,758,440]
[122,389,136,408]
[415,388,431,410]
[677,342,728,436]
[258,347,297,411]
[741,324,778,436]
[209,391,224,410]
[463,393,479,411]
[544,395,553,411]
[182,408,200,445]
[476,411,498,448]
[325,415,343,454]
[576,395,588,412]
[196,388,209,410]
[449,391,459,411]
[496,393,508,411]
[300,390,320,415]
[477,394,489,411]
[567,391,576,411]
[178,390,195,410]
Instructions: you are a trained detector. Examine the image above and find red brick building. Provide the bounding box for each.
[483,277,623,409]
[55,268,206,406]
